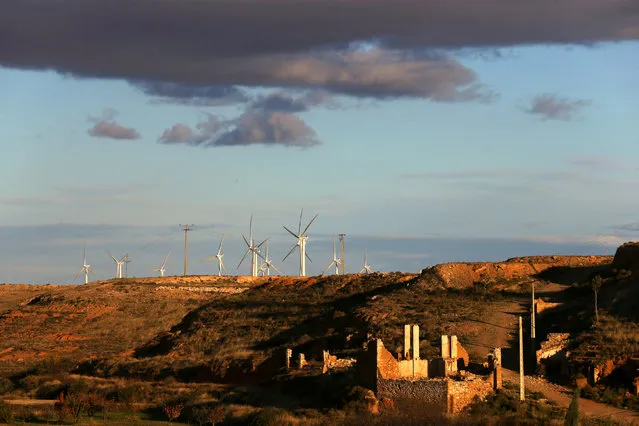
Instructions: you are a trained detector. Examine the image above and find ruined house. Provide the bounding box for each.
[357,325,502,414]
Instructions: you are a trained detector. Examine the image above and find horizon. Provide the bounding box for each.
[1,1,638,283]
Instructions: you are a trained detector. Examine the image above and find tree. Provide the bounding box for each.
[564,387,580,426]
[591,275,603,324]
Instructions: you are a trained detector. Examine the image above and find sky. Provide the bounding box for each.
[1,0,638,283]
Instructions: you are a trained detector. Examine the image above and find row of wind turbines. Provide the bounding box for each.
[75,209,373,283]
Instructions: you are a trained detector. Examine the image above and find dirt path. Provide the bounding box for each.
[502,369,639,424]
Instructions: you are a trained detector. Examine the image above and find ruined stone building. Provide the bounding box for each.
[357,325,502,414]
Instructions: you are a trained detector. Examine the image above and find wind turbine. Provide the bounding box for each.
[202,234,227,276]
[359,249,373,274]
[283,209,318,277]
[152,252,170,277]
[75,244,95,284]
[107,250,126,279]
[322,235,343,276]
[238,215,267,277]
[259,240,281,276]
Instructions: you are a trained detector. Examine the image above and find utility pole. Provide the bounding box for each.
[531,282,536,340]
[338,234,346,275]
[519,315,525,401]
[124,253,130,278]
[180,224,195,276]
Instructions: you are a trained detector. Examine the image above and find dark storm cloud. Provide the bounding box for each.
[4,0,635,99]
[133,82,249,106]
[524,94,592,121]
[87,109,140,140]
[158,109,320,148]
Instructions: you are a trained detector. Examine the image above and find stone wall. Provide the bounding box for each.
[377,378,448,412]
[536,333,571,364]
[448,376,494,414]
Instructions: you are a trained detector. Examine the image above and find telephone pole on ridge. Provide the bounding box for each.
[180,224,195,276]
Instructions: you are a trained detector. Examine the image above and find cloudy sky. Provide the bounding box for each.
[1,0,638,283]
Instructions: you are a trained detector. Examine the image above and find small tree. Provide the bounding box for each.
[591,275,603,324]
[564,387,580,426]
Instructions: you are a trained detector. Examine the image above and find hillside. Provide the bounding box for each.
[2,253,636,424]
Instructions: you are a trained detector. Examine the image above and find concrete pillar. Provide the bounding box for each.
[441,335,450,358]
[411,324,420,360]
[297,353,306,369]
[519,316,525,401]
[494,365,503,390]
[286,348,292,369]
[450,335,458,359]
[404,324,411,360]
[494,348,502,366]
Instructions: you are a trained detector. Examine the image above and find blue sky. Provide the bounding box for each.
[1,2,638,283]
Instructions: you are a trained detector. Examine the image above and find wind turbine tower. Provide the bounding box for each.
[238,216,267,277]
[359,248,373,274]
[322,235,343,275]
[152,252,170,277]
[338,234,346,275]
[107,250,125,279]
[203,234,227,276]
[259,240,281,276]
[75,244,95,284]
[283,209,318,277]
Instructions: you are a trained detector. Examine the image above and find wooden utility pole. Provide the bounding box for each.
[339,234,346,275]
[180,224,195,276]
[519,315,525,401]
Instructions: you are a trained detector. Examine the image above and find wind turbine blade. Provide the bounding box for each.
[333,235,337,257]
[217,234,225,254]
[283,226,299,239]
[220,259,227,274]
[237,248,250,269]
[106,250,117,263]
[257,238,268,248]
[202,256,216,262]
[162,253,170,269]
[302,213,319,236]
[282,244,298,262]
[270,263,282,274]
[359,267,366,274]
[305,252,312,263]
[321,263,334,276]
[249,215,253,243]
[83,243,87,264]
[298,209,303,235]
[242,234,251,248]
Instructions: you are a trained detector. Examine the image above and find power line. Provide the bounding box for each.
[180,224,196,276]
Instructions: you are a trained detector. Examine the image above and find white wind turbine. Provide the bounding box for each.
[202,234,227,276]
[359,248,373,274]
[107,250,126,279]
[152,252,170,277]
[322,235,343,276]
[238,215,267,277]
[259,240,281,276]
[75,244,95,284]
[283,209,318,277]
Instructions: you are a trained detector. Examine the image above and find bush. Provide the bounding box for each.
[116,383,146,403]
[0,377,13,394]
[191,405,227,426]
[0,402,14,423]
